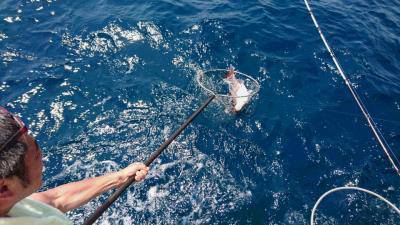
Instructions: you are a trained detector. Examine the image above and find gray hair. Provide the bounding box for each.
[0,110,28,185]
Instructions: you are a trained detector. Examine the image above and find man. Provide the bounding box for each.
[0,107,149,224]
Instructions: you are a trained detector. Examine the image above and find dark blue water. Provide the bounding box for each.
[1,0,400,224]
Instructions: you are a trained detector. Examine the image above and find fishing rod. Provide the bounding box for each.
[310,186,400,225]
[83,95,215,225]
[304,0,400,175]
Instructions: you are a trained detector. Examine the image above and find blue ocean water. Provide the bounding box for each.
[1,0,400,224]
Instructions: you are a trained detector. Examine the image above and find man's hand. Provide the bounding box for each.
[117,162,149,184]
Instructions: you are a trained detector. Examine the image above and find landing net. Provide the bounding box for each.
[196,69,260,98]
[196,68,260,113]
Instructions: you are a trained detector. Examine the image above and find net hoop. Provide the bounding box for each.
[196,68,260,98]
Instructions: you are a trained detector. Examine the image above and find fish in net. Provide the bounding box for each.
[196,68,260,113]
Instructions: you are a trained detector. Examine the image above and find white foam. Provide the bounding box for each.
[126,55,139,73]
[60,80,70,87]
[93,96,112,107]
[64,64,73,71]
[172,56,184,66]
[147,186,170,201]
[16,84,44,104]
[50,100,64,132]
[3,17,13,23]
[138,21,164,48]
[93,125,116,135]
[0,32,7,41]
[2,50,19,62]
[0,82,10,92]
[119,29,143,42]
[29,109,47,137]
[64,64,80,73]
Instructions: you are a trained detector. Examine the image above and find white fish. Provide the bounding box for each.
[224,69,251,112]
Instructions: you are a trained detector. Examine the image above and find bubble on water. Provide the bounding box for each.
[93,96,112,107]
[63,64,72,70]
[62,23,144,58]
[30,109,48,137]
[1,50,19,62]
[259,66,268,75]
[93,125,117,136]
[172,55,184,66]
[1,48,36,65]
[191,24,199,31]
[182,24,201,34]
[269,160,283,176]
[315,143,321,152]
[50,99,64,133]
[138,21,166,49]
[0,82,10,92]
[285,210,306,224]
[15,84,44,105]
[119,29,143,43]
[148,186,170,201]
[333,169,347,176]
[64,64,80,73]
[0,32,7,41]
[394,101,400,110]
[3,17,14,23]
[61,90,74,96]
[88,113,110,128]
[130,100,149,109]
[126,55,139,73]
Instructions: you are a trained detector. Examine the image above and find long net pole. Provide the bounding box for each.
[83,95,215,225]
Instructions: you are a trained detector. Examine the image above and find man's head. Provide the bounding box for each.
[0,108,43,215]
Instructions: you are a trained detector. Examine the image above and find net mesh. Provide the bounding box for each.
[196,69,260,97]
[196,68,260,113]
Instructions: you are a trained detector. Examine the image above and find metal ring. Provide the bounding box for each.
[196,68,260,98]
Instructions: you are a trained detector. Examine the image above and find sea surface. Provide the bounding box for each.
[1,0,400,224]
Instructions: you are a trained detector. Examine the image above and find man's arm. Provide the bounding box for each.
[30,162,149,212]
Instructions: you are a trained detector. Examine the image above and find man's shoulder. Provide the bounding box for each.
[4,198,72,225]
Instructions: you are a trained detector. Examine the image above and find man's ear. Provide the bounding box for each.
[0,179,14,198]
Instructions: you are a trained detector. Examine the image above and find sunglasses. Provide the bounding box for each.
[0,107,28,152]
